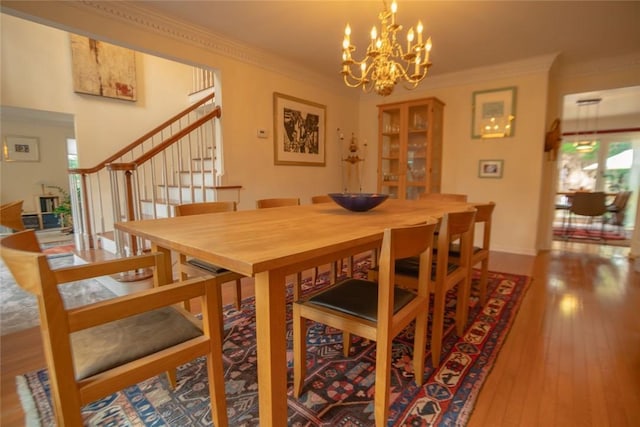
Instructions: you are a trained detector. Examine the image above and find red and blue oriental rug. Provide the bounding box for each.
[16,264,530,426]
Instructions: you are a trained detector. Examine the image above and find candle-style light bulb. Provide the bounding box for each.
[425,37,432,63]
[417,20,423,45]
[345,24,351,37]
[371,26,377,40]
[407,27,414,51]
[391,0,397,25]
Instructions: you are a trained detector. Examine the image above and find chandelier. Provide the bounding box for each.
[341,0,432,96]
[574,98,601,152]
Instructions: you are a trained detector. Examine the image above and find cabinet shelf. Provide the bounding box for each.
[377,97,444,199]
[22,195,61,230]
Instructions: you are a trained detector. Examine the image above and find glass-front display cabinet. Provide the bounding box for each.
[377,97,444,199]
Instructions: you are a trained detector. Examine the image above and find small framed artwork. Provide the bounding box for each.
[478,159,504,178]
[273,92,326,166]
[3,135,40,162]
[472,86,517,139]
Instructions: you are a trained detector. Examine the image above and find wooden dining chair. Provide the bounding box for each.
[174,201,245,311]
[256,197,307,298]
[419,192,468,202]
[255,197,300,209]
[0,200,25,231]
[293,219,438,427]
[449,202,496,305]
[383,208,477,367]
[310,194,349,286]
[0,230,229,427]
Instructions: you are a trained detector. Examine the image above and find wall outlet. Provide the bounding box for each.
[257,129,268,138]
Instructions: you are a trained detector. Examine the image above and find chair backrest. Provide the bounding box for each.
[256,198,300,209]
[473,202,496,250]
[311,195,332,204]
[570,191,607,216]
[612,191,632,210]
[419,193,468,202]
[377,220,438,320]
[174,201,236,216]
[434,208,477,284]
[0,200,25,231]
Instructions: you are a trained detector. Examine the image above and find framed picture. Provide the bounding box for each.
[478,159,504,178]
[472,86,517,139]
[3,136,40,162]
[273,92,326,166]
[70,34,137,101]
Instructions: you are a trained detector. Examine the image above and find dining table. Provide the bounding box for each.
[115,197,472,426]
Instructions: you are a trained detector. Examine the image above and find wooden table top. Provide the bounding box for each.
[115,198,471,277]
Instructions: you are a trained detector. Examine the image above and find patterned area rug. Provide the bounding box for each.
[0,254,116,336]
[16,264,531,426]
[552,226,630,247]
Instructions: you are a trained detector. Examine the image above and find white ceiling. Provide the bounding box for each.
[130,0,640,123]
[133,1,640,79]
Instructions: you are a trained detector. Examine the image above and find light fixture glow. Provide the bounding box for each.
[340,0,433,96]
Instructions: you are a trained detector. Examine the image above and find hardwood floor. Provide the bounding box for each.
[1,243,639,426]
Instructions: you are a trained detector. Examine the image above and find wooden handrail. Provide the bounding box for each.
[69,92,215,175]
[108,106,221,170]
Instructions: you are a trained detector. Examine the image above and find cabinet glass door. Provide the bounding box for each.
[405,104,429,199]
[380,108,401,198]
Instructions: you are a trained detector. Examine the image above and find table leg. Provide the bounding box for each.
[254,269,288,426]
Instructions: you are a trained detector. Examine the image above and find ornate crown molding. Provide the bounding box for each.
[72,1,344,93]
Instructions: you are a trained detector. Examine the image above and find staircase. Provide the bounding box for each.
[68,87,240,257]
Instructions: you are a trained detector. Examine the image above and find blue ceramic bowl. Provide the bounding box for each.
[328,193,389,212]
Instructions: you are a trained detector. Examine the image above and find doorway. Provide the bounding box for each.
[554,86,640,245]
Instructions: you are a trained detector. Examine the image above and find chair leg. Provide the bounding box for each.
[166,369,177,389]
[233,279,242,310]
[343,331,352,357]
[329,261,338,285]
[293,272,302,301]
[203,286,229,427]
[179,255,192,312]
[431,290,446,368]
[49,374,84,425]
[374,333,393,427]
[413,307,429,386]
[455,275,470,336]
[293,306,307,398]
[479,259,489,306]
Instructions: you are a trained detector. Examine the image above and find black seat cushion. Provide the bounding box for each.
[306,279,416,323]
[188,258,229,274]
[394,256,457,278]
[448,243,481,257]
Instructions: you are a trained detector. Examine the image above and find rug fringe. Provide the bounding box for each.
[16,375,43,427]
